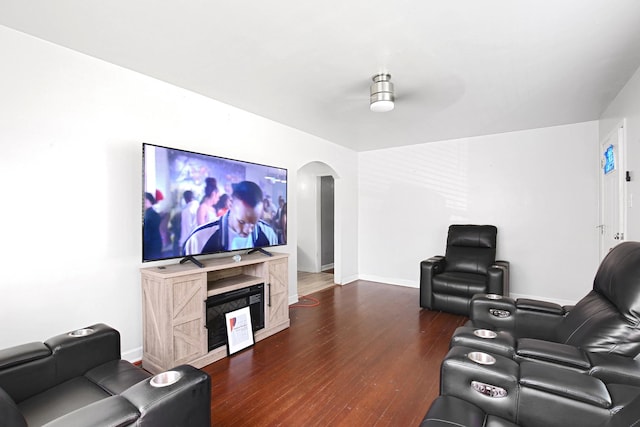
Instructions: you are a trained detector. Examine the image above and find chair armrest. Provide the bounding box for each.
[440,346,519,421]
[419,256,445,309]
[449,326,516,358]
[0,343,53,400]
[40,395,139,427]
[516,299,565,314]
[520,361,611,408]
[469,294,517,331]
[516,338,591,370]
[587,353,640,386]
[487,264,507,295]
[422,256,445,270]
[513,299,566,340]
[45,323,121,382]
[489,260,509,296]
[421,396,492,427]
[120,365,211,427]
[0,343,51,371]
[517,361,618,427]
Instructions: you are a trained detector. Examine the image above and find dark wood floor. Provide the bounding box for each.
[202,280,467,426]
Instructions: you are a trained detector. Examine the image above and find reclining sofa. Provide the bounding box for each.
[0,323,211,427]
[421,241,640,427]
[452,241,640,375]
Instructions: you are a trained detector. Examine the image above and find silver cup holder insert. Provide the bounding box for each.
[467,351,496,365]
[485,294,502,300]
[68,328,95,337]
[150,370,183,388]
[473,329,498,339]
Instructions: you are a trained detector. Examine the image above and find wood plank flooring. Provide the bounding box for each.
[202,280,467,427]
[297,271,336,296]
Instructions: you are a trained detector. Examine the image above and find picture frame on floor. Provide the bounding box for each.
[225,306,254,355]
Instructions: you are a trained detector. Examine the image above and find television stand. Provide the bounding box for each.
[180,255,205,268]
[140,252,289,373]
[248,248,273,257]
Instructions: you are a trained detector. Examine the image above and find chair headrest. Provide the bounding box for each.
[593,241,640,318]
[447,225,497,249]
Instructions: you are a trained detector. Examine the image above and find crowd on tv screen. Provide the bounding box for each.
[143,175,287,261]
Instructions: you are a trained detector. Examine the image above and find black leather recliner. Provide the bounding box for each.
[451,241,640,373]
[0,323,211,427]
[420,225,509,316]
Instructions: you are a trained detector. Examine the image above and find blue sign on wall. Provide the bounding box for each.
[604,145,615,175]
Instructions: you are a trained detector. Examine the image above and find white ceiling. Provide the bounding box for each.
[2,1,640,151]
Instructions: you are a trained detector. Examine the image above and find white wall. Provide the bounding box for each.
[0,26,358,359]
[600,65,640,242]
[297,170,321,273]
[358,122,600,304]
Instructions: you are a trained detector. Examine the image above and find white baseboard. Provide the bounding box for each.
[357,274,418,288]
[354,275,579,306]
[321,263,334,271]
[122,346,143,363]
[339,274,360,285]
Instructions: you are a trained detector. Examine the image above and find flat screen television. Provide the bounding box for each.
[142,143,287,264]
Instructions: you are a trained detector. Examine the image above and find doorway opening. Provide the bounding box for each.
[296,162,338,297]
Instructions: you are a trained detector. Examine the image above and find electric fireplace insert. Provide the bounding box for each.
[205,284,265,351]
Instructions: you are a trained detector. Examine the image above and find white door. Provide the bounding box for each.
[598,122,627,260]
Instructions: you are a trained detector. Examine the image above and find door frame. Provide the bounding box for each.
[598,119,627,260]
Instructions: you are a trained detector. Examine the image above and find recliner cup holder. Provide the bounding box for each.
[473,329,497,339]
[68,328,95,337]
[485,294,502,300]
[467,351,496,365]
[150,370,183,388]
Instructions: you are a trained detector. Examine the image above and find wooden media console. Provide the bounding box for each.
[140,252,289,373]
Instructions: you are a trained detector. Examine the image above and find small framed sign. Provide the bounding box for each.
[225,306,255,355]
[604,144,616,175]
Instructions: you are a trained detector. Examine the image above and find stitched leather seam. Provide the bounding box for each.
[563,305,608,343]
[444,359,518,381]
[421,418,467,427]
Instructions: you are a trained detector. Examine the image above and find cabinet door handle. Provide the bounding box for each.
[267,283,271,307]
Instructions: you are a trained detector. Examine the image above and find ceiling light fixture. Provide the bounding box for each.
[370,73,394,112]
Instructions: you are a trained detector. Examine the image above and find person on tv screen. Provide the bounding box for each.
[196,177,220,226]
[183,181,278,254]
[143,192,163,260]
[179,190,199,248]
[214,193,231,217]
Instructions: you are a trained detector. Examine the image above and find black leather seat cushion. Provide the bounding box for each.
[85,360,151,395]
[17,377,110,426]
[432,272,488,296]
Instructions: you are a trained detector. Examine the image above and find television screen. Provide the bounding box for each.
[142,143,287,262]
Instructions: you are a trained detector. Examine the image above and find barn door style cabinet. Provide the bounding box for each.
[140,253,289,374]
